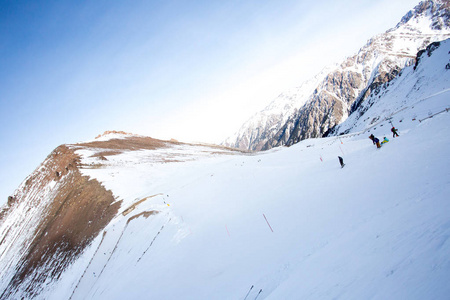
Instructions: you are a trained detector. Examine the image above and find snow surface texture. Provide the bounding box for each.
[39,40,450,299]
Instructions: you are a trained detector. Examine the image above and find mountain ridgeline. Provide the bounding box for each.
[223,0,450,151]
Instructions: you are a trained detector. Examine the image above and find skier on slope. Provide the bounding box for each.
[391,126,399,138]
[381,137,389,145]
[338,156,345,168]
[369,134,381,148]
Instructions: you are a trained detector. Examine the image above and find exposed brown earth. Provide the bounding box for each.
[122,194,164,216]
[77,136,170,152]
[72,136,173,159]
[127,210,159,224]
[76,135,248,156]
[1,145,121,298]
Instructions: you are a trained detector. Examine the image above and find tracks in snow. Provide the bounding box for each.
[70,193,172,299]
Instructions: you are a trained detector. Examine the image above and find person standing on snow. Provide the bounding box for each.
[338,156,345,168]
[369,134,381,148]
[381,137,389,145]
[391,126,399,138]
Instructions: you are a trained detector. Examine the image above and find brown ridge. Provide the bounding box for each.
[1,145,121,298]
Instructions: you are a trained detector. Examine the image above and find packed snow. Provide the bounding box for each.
[40,40,450,300]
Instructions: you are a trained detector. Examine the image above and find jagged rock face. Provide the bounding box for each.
[223,69,333,150]
[0,145,121,299]
[224,0,450,151]
[399,0,450,30]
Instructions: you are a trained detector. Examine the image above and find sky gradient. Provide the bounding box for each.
[0,0,421,205]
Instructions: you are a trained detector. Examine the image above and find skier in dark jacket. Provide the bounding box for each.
[369,134,381,148]
[391,126,399,137]
[338,156,345,168]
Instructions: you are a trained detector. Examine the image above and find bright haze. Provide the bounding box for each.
[0,0,419,204]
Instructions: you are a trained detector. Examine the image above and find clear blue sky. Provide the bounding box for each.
[0,0,420,205]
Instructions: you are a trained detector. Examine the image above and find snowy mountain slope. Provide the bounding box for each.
[1,37,448,299]
[333,38,450,136]
[223,0,450,151]
[55,95,449,299]
[0,136,244,299]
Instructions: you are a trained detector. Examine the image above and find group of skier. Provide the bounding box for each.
[338,126,400,168]
[369,126,399,149]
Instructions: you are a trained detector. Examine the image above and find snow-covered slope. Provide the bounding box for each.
[223,0,450,151]
[59,44,450,298]
[334,39,450,136]
[1,37,449,299]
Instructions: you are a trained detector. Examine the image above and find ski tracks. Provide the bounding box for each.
[95,211,169,280]
[243,285,263,300]
[136,219,171,263]
[69,231,107,300]
[70,207,171,299]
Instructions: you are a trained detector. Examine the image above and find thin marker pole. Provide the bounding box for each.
[226,225,231,237]
[263,214,274,232]
[243,285,253,300]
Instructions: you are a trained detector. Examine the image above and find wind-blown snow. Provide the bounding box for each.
[40,40,450,300]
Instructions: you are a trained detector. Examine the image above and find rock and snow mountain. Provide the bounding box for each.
[0,35,449,299]
[333,39,450,136]
[223,0,450,151]
[0,135,243,299]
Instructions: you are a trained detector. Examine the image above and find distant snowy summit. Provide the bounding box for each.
[223,0,450,151]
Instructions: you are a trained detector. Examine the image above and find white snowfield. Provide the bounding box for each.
[41,40,450,300]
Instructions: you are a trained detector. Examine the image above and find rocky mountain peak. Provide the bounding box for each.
[395,0,450,31]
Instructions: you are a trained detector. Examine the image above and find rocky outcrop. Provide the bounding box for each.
[414,41,442,69]
[266,69,364,148]
[397,0,450,30]
[0,145,121,299]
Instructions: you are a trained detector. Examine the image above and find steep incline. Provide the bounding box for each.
[0,145,120,298]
